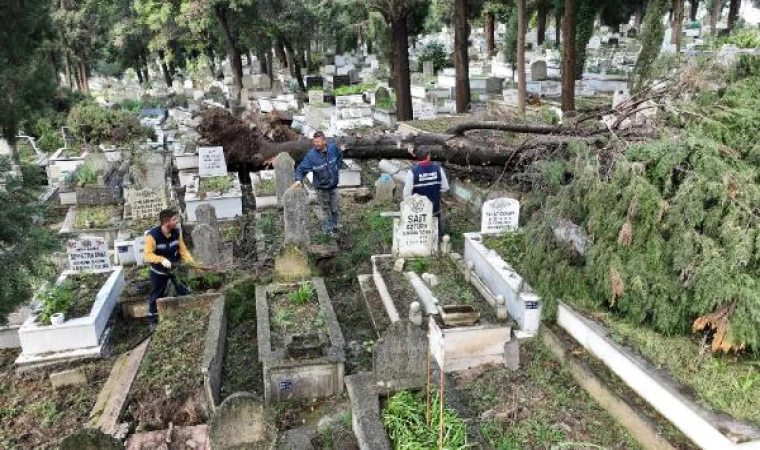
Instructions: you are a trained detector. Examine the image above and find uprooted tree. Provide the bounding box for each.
[196,56,760,354]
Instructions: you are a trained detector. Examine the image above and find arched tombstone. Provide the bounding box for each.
[209,392,277,450]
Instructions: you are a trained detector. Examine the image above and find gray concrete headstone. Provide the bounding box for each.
[374,174,395,204]
[209,392,277,450]
[194,204,224,266]
[486,77,505,94]
[60,428,122,450]
[373,321,427,390]
[282,185,311,246]
[422,61,434,77]
[273,152,295,204]
[530,60,548,81]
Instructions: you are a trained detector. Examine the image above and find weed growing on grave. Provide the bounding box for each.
[199,175,231,197]
[27,401,61,427]
[257,178,276,195]
[74,163,97,186]
[37,272,110,323]
[382,390,467,449]
[74,205,118,229]
[289,283,315,305]
[406,257,429,274]
[333,83,376,96]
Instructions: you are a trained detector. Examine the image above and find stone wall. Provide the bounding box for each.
[75,186,121,206]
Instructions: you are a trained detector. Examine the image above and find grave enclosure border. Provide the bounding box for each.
[255,277,346,403]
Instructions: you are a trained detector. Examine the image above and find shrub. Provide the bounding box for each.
[418,41,451,73]
[67,102,152,145]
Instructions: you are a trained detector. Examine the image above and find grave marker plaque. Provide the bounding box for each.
[481,197,520,234]
[128,188,167,220]
[198,146,227,177]
[67,238,111,272]
[393,195,437,257]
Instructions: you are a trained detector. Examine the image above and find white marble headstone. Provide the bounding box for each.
[67,238,111,272]
[393,195,437,257]
[198,146,227,177]
[481,197,520,234]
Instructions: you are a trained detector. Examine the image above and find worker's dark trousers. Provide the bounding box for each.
[147,270,189,324]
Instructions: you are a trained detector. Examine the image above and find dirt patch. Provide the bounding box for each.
[125,306,210,431]
[375,258,417,319]
[0,349,112,449]
[424,256,501,325]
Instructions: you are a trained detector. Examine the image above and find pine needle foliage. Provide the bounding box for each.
[490,69,760,352]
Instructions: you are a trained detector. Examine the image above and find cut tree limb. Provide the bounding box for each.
[444,121,607,136]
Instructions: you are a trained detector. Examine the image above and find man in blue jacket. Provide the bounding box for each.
[293,132,346,235]
[403,146,449,239]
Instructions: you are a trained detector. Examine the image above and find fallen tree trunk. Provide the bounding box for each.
[445,121,606,136]
[197,107,605,174]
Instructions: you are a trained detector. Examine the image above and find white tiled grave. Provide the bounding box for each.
[16,266,125,368]
[463,232,542,337]
[184,173,243,222]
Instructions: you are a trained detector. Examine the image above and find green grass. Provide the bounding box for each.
[199,175,231,197]
[602,314,760,427]
[75,205,119,229]
[460,339,640,449]
[382,390,468,449]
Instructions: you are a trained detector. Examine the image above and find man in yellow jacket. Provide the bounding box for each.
[143,209,196,329]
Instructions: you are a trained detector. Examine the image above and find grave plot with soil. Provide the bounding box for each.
[73,205,123,230]
[124,305,211,431]
[0,349,112,449]
[256,278,345,403]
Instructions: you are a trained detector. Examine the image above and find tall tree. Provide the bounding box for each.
[710,0,723,35]
[517,0,526,114]
[537,0,550,45]
[690,0,700,20]
[368,0,427,121]
[454,0,471,113]
[574,0,597,79]
[0,1,64,321]
[672,0,685,52]
[727,0,741,31]
[486,10,496,54]
[561,0,578,112]
[1,0,56,154]
[632,0,667,92]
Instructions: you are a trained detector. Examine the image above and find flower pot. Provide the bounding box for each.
[50,313,65,326]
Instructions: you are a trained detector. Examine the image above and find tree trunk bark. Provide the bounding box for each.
[306,41,312,71]
[64,53,73,89]
[214,4,243,103]
[141,50,150,82]
[283,38,306,92]
[517,0,527,115]
[78,61,89,93]
[711,0,722,35]
[727,0,741,31]
[634,4,643,30]
[158,50,172,87]
[275,42,288,68]
[258,51,268,76]
[690,0,700,21]
[486,12,496,55]
[391,17,414,121]
[267,48,275,81]
[561,0,578,112]
[537,3,548,46]
[206,47,217,77]
[50,51,60,85]
[445,120,605,135]
[672,0,684,52]
[555,13,561,44]
[454,0,471,114]
[136,66,144,84]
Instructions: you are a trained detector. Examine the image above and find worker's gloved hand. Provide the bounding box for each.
[290,181,303,190]
[161,258,172,269]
